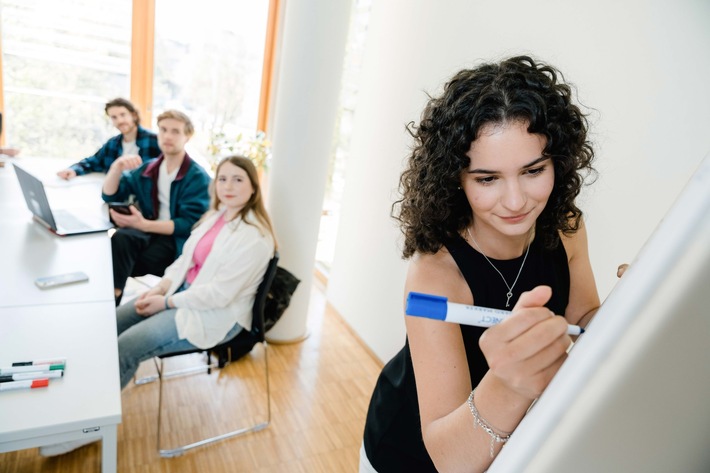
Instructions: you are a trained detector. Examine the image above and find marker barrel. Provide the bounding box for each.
[12,358,66,367]
[0,379,50,392]
[406,292,584,336]
[0,370,63,383]
[445,302,511,326]
[0,363,65,375]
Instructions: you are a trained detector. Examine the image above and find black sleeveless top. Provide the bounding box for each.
[363,232,570,472]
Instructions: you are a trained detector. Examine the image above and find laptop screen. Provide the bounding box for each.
[13,164,59,230]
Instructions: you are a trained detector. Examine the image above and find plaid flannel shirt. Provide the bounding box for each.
[70,125,160,175]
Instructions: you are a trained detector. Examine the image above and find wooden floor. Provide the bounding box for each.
[0,282,384,473]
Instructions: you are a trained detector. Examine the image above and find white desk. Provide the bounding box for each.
[0,156,108,224]
[0,158,121,473]
[0,302,122,472]
[0,221,114,308]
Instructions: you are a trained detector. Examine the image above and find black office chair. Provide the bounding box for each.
[137,252,279,457]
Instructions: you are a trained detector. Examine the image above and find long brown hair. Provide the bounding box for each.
[212,155,277,248]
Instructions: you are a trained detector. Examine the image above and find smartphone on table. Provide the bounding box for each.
[35,271,89,289]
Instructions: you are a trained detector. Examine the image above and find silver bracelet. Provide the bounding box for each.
[467,389,513,458]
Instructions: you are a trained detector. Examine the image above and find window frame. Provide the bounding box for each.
[0,0,279,146]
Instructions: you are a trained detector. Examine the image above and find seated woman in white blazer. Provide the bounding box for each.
[116,155,277,389]
[39,155,278,458]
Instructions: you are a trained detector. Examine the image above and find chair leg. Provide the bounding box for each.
[156,342,271,458]
[263,341,271,427]
[134,356,162,385]
[135,353,215,386]
[156,357,166,454]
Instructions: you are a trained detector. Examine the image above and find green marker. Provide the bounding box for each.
[0,363,66,375]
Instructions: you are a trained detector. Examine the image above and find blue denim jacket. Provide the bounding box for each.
[101,153,211,257]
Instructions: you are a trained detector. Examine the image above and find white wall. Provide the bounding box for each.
[326,0,710,363]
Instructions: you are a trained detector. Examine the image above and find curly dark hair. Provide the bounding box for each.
[393,56,596,258]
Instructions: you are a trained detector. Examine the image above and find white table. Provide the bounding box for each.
[0,156,108,224]
[0,302,122,472]
[0,157,114,308]
[0,221,114,308]
[0,158,121,472]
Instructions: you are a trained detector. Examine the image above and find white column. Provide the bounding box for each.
[266,0,353,341]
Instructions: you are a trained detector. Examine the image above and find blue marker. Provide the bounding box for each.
[406,292,584,336]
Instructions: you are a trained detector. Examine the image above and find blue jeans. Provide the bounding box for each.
[117,300,243,389]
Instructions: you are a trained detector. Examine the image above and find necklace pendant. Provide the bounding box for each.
[466,227,532,312]
[505,291,513,307]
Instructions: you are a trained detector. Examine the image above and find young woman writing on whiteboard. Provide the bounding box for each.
[361,56,601,472]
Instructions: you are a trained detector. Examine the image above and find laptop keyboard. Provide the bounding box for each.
[54,210,92,231]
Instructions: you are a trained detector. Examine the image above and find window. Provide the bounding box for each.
[0,0,132,158]
[152,0,270,168]
[0,0,276,164]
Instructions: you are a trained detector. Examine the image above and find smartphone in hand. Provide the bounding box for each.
[108,202,134,215]
[35,271,89,289]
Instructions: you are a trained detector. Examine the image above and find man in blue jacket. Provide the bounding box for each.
[57,98,161,179]
[102,110,210,305]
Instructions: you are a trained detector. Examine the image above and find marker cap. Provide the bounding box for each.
[406,292,448,320]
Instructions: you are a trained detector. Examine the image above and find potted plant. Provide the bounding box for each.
[206,130,271,174]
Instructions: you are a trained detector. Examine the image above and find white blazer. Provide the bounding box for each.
[164,208,274,349]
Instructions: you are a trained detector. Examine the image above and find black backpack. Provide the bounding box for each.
[264,266,300,332]
[214,265,300,366]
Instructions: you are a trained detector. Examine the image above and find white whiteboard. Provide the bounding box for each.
[489,154,710,473]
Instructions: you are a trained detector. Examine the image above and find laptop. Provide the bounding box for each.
[13,164,114,236]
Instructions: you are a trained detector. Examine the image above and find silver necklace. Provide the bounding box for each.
[466,227,531,308]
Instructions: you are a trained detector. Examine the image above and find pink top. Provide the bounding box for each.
[185,214,228,284]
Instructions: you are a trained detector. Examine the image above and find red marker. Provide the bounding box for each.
[0,379,50,392]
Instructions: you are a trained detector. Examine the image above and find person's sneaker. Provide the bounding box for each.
[39,437,98,457]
